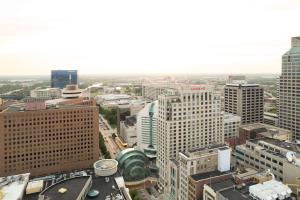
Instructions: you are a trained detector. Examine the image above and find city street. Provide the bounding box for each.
[99,114,122,158]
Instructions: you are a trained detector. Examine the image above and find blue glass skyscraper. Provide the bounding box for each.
[51,70,78,89]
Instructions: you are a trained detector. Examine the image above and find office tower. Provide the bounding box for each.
[157,85,224,192]
[234,138,300,185]
[51,70,78,89]
[0,98,99,177]
[224,83,264,124]
[136,101,158,158]
[279,37,300,140]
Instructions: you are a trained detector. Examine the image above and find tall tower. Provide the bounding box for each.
[224,83,264,124]
[156,85,224,193]
[279,37,300,140]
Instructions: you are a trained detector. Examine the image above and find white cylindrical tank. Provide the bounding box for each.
[94,159,118,177]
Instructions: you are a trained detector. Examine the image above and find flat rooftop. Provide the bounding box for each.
[24,170,125,200]
[240,123,291,135]
[190,170,233,182]
[226,83,260,87]
[2,102,93,113]
[0,173,30,200]
[39,176,90,200]
[183,143,227,156]
[250,137,300,153]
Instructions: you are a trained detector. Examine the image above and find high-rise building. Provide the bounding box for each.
[224,83,264,124]
[136,101,158,158]
[278,37,300,140]
[51,70,78,89]
[157,84,224,192]
[0,98,99,177]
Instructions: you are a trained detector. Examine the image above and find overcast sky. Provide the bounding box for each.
[0,0,300,75]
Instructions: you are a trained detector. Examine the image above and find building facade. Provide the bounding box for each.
[224,84,264,124]
[176,145,230,200]
[30,88,62,99]
[120,116,137,147]
[136,101,158,154]
[278,37,300,140]
[0,100,99,177]
[157,85,224,193]
[51,70,78,89]
[234,138,300,185]
[223,113,241,146]
[238,123,292,144]
[264,112,278,126]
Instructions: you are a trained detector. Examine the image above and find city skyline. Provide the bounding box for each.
[1,0,300,75]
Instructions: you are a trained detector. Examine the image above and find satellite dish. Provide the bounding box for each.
[286,152,294,162]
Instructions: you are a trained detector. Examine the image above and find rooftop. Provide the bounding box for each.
[24,170,126,200]
[250,137,300,153]
[0,173,30,200]
[39,176,91,200]
[190,170,234,182]
[240,123,291,136]
[182,143,226,157]
[226,83,261,87]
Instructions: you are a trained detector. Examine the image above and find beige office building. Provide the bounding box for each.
[0,99,99,177]
[234,138,300,185]
[224,83,264,124]
[157,84,224,193]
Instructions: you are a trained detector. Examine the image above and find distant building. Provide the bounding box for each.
[224,83,264,124]
[61,85,82,99]
[238,123,292,144]
[142,82,178,101]
[227,75,247,84]
[264,112,278,126]
[224,113,241,146]
[136,101,158,158]
[234,138,300,185]
[120,116,137,147]
[0,98,99,177]
[30,88,62,99]
[51,70,78,89]
[279,37,300,140]
[0,173,30,200]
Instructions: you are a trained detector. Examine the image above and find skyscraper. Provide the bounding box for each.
[224,83,264,124]
[51,70,78,89]
[156,84,224,192]
[279,37,300,140]
[136,101,158,159]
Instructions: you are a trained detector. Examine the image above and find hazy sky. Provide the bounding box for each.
[0,0,300,75]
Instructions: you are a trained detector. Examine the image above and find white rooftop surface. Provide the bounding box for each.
[0,173,30,200]
[98,94,131,101]
[249,179,292,200]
